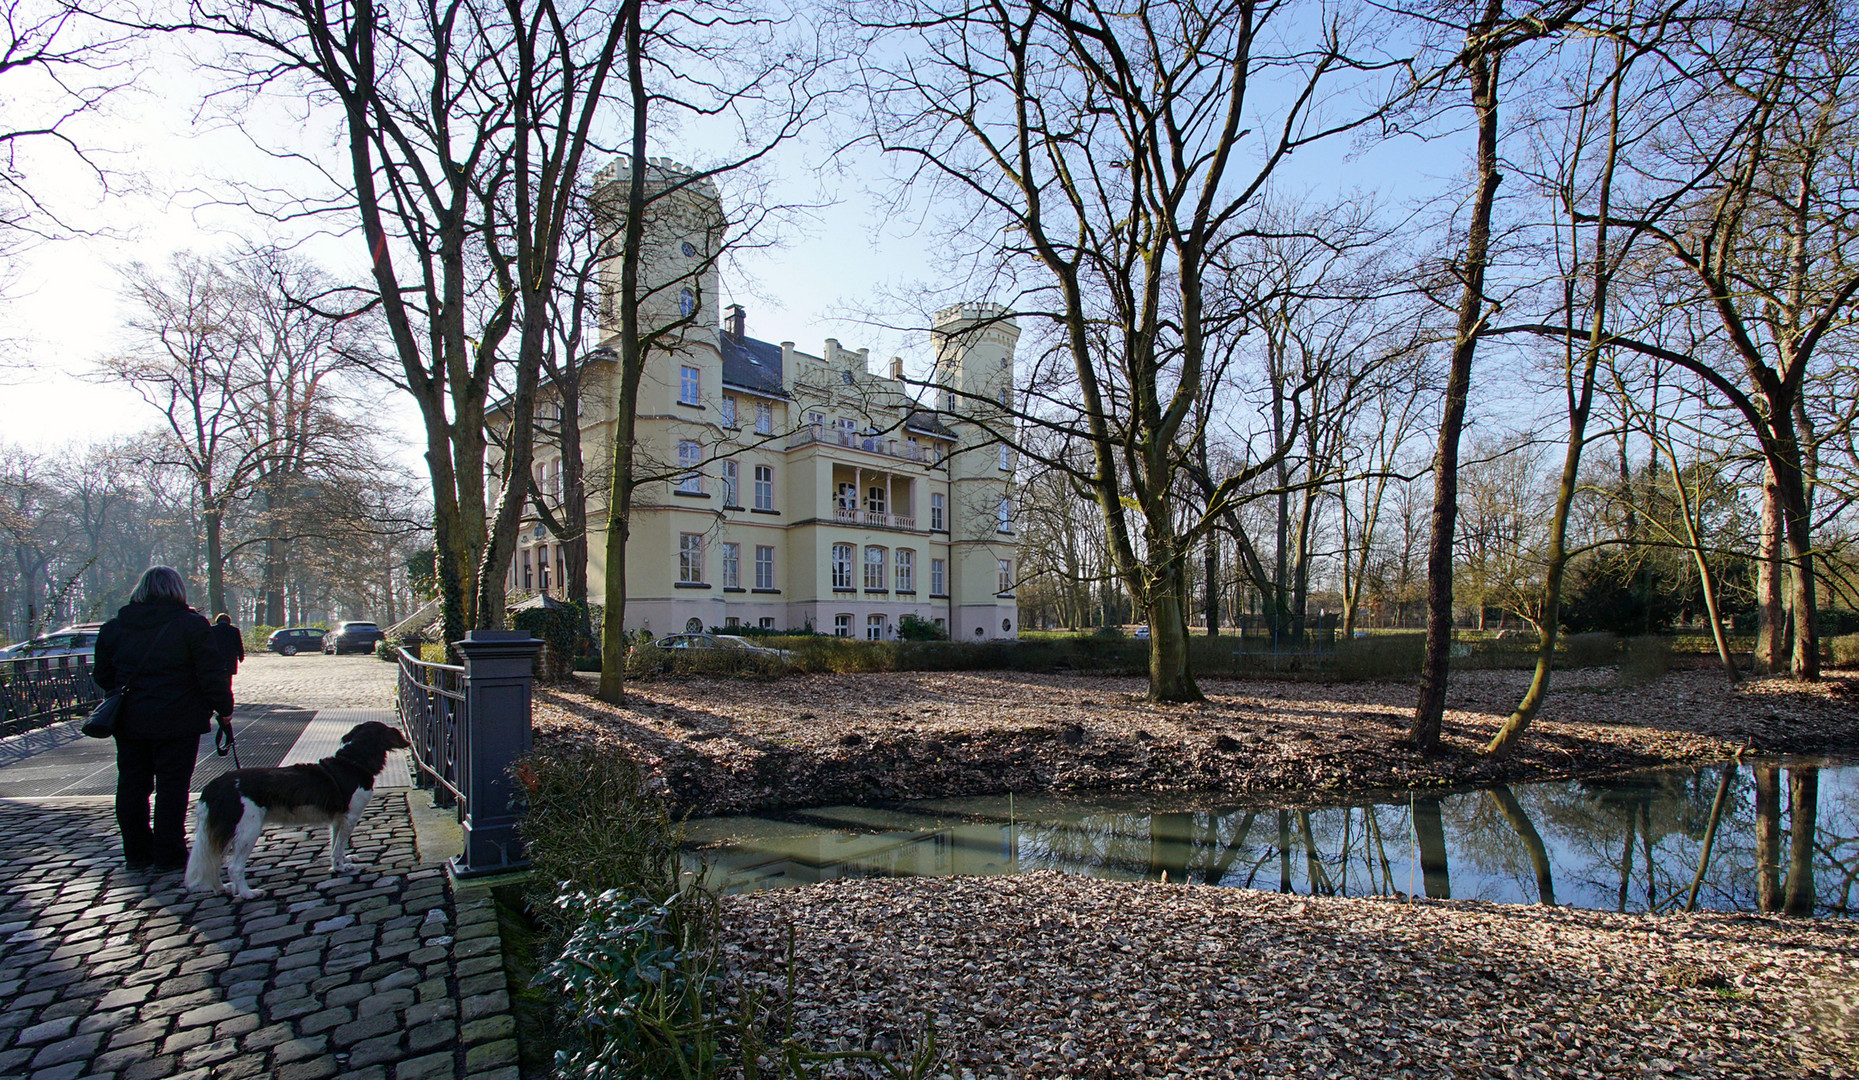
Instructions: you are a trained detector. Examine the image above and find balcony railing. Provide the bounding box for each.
[790,424,943,466]
[834,506,918,531]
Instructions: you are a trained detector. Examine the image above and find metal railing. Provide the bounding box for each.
[0,654,102,740]
[398,649,466,809]
[395,631,541,878]
[790,424,944,466]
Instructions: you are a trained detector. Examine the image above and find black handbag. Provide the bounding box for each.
[81,691,123,739]
[82,619,176,739]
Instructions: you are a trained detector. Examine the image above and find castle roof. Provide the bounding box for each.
[718,330,786,398]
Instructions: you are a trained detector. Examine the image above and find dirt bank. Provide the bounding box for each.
[531,667,1859,816]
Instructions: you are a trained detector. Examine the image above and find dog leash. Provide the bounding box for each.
[215,719,241,769]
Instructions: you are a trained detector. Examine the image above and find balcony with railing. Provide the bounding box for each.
[790,423,943,467]
[833,506,917,530]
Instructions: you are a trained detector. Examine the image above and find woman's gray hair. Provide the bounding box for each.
[130,567,189,605]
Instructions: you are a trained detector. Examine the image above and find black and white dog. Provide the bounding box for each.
[185,720,412,898]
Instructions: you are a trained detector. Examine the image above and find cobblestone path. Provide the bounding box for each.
[0,654,524,1080]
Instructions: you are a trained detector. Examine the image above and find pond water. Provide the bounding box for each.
[685,759,1858,916]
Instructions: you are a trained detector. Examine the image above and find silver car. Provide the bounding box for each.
[0,624,102,662]
[652,633,792,661]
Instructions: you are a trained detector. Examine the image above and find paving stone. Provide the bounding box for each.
[107,1020,168,1050]
[332,1011,399,1048]
[392,1050,456,1080]
[268,1035,328,1065]
[348,1031,405,1068]
[298,1007,353,1036]
[30,1030,103,1069]
[178,1036,241,1069]
[16,1015,78,1046]
[159,1024,216,1056]
[96,986,152,1010]
[456,972,505,996]
[460,992,509,1023]
[176,1001,251,1030]
[461,1014,516,1044]
[463,1039,518,1072]
[275,1056,339,1080]
[24,1059,87,1080]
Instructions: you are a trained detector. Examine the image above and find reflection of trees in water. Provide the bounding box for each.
[711,764,1857,915]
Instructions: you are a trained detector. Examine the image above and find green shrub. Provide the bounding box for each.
[513,602,596,681]
[897,614,948,641]
[1328,633,1428,681]
[1829,633,1859,667]
[513,746,696,937]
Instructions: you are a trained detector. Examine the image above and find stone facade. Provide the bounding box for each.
[507,158,1020,641]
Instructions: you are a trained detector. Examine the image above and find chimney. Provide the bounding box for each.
[725,303,746,340]
[889,357,904,380]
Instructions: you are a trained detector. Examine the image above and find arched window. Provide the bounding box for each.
[685,617,703,633]
[864,546,887,590]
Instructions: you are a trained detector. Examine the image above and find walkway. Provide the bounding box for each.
[0,655,522,1080]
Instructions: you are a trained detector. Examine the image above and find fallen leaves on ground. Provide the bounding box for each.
[530,667,1859,816]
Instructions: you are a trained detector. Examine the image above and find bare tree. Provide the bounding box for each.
[863,0,1404,701]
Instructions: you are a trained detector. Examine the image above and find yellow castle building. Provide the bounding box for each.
[506,158,1021,641]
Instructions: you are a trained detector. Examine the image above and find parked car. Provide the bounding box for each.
[651,633,792,660]
[324,621,385,655]
[0,623,102,662]
[1132,625,1151,640]
[266,627,327,656]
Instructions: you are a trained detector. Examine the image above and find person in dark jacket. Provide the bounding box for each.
[211,612,246,675]
[94,567,235,870]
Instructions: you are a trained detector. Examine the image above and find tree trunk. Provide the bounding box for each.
[1204,542,1219,637]
[203,503,227,619]
[1755,469,1786,674]
[1783,766,1818,916]
[1755,765,1782,912]
[1147,567,1202,703]
[1487,784,1553,905]
[1415,0,1504,751]
[1412,796,1451,900]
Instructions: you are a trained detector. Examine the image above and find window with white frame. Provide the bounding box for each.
[930,558,946,596]
[679,365,700,405]
[930,492,945,531]
[833,614,851,637]
[521,548,533,590]
[866,485,886,514]
[998,495,1012,532]
[866,614,886,640]
[720,543,740,589]
[836,483,857,513]
[864,545,886,590]
[720,460,739,506]
[895,548,915,592]
[755,401,773,435]
[831,544,855,590]
[934,617,946,633]
[755,546,775,589]
[998,444,1012,471]
[720,396,737,428]
[538,544,551,590]
[759,617,775,629]
[679,533,704,583]
[997,558,1012,594]
[725,616,740,629]
[676,441,703,493]
[808,410,825,431]
[754,465,774,510]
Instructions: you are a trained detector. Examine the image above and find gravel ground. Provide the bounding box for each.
[532,667,1859,816]
[721,871,1859,1079]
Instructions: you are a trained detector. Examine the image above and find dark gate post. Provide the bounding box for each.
[454,629,542,877]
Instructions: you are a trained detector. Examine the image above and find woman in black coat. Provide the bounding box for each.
[94,567,236,870]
